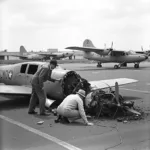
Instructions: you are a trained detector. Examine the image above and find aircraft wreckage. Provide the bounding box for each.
[0,62,142,119]
[50,70,142,119]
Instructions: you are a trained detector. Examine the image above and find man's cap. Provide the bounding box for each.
[50,59,58,66]
[76,89,86,98]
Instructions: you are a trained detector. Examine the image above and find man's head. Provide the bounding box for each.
[76,89,86,99]
[50,59,58,69]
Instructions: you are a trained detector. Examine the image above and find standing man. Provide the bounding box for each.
[56,89,94,126]
[28,59,59,116]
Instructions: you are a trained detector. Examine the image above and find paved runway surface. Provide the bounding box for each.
[0,62,150,150]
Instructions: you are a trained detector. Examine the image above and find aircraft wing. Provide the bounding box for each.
[0,78,138,99]
[0,84,55,107]
[0,85,32,96]
[38,53,64,58]
[0,53,28,59]
[66,46,105,53]
[66,46,128,55]
[89,78,138,90]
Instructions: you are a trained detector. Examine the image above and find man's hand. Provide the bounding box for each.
[86,122,94,126]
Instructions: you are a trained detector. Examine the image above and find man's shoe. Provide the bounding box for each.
[28,111,37,114]
[40,112,50,116]
[62,117,70,124]
[55,115,62,123]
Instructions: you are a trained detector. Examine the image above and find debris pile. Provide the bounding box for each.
[85,89,142,121]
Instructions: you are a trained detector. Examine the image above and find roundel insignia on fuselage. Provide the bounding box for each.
[8,70,13,80]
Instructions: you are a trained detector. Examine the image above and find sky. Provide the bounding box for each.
[0,0,150,52]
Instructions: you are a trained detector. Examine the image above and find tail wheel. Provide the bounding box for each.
[97,64,102,67]
[134,64,139,68]
[114,65,119,69]
[97,62,102,67]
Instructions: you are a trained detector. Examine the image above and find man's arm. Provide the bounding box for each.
[38,67,49,87]
[77,98,88,124]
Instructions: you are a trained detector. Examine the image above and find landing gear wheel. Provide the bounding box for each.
[97,62,102,67]
[134,64,139,68]
[97,64,102,67]
[114,65,119,69]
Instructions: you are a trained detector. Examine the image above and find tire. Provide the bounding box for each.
[134,64,139,68]
[114,65,119,69]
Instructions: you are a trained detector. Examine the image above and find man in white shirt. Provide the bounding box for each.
[56,89,94,126]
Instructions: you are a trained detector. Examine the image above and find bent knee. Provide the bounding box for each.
[57,107,64,116]
[63,110,80,118]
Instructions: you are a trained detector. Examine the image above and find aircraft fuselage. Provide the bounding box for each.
[84,51,147,63]
[0,62,80,101]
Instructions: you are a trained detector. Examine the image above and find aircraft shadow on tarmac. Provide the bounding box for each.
[0,97,30,110]
[33,113,56,120]
[0,95,141,111]
[64,121,87,126]
[75,66,148,71]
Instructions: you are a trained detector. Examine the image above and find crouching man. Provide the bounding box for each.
[56,89,94,126]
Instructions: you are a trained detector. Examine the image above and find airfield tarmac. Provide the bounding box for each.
[0,62,150,150]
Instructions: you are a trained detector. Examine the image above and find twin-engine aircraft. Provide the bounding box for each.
[0,61,138,110]
[66,39,148,69]
[19,46,74,60]
[0,46,74,60]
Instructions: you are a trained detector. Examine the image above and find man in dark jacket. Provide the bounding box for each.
[28,59,59,116]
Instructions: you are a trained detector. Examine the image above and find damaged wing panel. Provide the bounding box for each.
[89,78,138,90]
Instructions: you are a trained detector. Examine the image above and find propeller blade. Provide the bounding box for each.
[104,43,106,50]
[111,42,113,49]
[108,41,113,51]
[141,46,144,51]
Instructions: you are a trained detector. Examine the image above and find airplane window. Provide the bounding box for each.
[27,65,38,75]
[20,64,27,73]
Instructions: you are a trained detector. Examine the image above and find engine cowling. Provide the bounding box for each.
[44,69,81,101]
[44,68,91,107]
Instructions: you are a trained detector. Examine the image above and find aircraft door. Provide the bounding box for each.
[26,64,39,85]
[16,64,28,85]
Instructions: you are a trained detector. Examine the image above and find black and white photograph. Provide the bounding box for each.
[0,0,150,150]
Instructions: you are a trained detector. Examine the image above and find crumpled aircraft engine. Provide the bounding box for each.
[85,89,140,118]
[44,69,91,101]
[44,69,91,108]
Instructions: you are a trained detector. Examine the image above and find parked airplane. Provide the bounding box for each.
[19,46,74,60]
[0,46,74,60]
[0,61,140,115]
[66,39,148,69]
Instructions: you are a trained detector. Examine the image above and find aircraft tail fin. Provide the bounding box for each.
[20,46,27,55]
[83,39,95,48]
